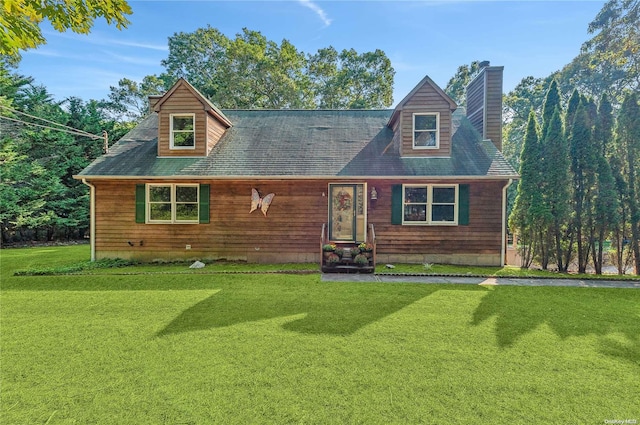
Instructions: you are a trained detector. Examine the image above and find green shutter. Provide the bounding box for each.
[391,184,403,225]
[135,184,146,223]
[458,184,470,225]
[199,184,210,224]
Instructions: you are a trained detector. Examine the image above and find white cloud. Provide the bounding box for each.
[298,0,332,27]
[45,30,168,51]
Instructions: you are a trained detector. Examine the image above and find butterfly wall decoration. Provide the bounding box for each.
[250,188,275,217]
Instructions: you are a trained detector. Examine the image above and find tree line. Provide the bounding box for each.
[508,84,639,275]
[443,0,639,274]
[504,0,640,275]
[0,68,133,243]
[105,26,394,121]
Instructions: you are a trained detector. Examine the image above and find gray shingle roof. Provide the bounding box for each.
[77,109,517,179]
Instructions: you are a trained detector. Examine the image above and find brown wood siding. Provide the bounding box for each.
[206,114,227,154]
[399,83,452,157]
[466,73,485,137]
[92,178,506,264]
[367,179,504,256]
[465,66,503,151]
[157,85,207,157]
[484,68,503,151]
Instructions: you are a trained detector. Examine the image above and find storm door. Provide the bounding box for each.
[328,184,366,242]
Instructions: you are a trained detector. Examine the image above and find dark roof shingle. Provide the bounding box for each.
[77,109,517,179]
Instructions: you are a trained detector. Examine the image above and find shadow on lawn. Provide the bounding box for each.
[157,282,478,337]
[471,286,640,364]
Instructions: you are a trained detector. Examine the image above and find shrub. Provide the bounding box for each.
[353,254,369,266]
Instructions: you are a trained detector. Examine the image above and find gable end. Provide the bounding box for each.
[154,79,232,157]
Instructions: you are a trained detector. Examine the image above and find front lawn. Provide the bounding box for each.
[1,246,638,424]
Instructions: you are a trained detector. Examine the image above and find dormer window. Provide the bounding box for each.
[170,114,195,149]
[413,113,439,149]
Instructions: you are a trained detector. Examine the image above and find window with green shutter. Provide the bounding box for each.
[135,183,209,224]
[391,183,469,226]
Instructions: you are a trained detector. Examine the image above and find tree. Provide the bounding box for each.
[542,108,572,271]
[509,111,545,268]
[332,48,394,109]
[534,80,564,270]
[569,101,597,273]
[104,75,168,121]
[0,64,123,242]
[307,47,343,109]
[225,30,313,109]
[502,76,552,168]
[161,26,231,104]
[161,27,313,109]
[541,80,561,136]
[444,61,481,106]
[615,92,640,274]
[581,0,640,99]
[590,94,620,274]
[0,0,132,61]
[565,89,581,136]
[159,26,394,110]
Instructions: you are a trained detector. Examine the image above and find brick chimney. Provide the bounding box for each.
[466,61,504,151]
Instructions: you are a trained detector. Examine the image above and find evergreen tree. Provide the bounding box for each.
[542,80,561,136]
[538,80,564,269]
[565,89,581,136]
[543,108,572,271]
[591,94,620,274]
[570,101,597,273]
[509,111,544,267]
[615,92,640,274]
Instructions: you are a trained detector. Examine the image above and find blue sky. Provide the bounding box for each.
[18,0,606,107]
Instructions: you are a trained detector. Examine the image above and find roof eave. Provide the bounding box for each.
[74,174,519,181]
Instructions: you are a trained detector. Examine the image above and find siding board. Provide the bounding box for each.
[92,179,506,265]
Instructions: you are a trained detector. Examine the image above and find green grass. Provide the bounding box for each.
[1,246,639,424]
[375,262,640,280]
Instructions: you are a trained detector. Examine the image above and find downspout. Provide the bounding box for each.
[81,179,96,262]
[501,179,514,267]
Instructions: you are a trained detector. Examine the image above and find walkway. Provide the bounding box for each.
[321,273,640,288]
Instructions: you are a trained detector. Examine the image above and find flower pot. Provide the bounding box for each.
[353,254,369,267]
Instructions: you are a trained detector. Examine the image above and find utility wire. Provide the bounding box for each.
[0,114,103,140]
[0,104,102,139]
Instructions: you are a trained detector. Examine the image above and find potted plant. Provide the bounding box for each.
[325,253,340,267]
[322,243,336,259]
[350,247,361,257]
[358,242,373,257]
[353,253,369,267]
[334,246,344,258]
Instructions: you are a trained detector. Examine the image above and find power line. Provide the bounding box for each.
[0,114,103,140]
[0,104,102,140]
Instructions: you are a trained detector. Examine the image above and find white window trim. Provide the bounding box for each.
[170,113,196,150]
[147,183,199,224]
[402,184,458,226]
[412,112,440,150]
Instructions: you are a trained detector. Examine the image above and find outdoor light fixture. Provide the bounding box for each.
[370,187,378,200]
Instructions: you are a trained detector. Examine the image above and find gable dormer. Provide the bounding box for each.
[153,78,232,157]
[388,76,457,157]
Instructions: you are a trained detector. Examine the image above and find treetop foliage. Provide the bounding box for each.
[156,27,395,111]
[0,0,132,62]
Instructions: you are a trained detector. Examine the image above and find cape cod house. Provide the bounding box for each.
[75,62,517,269]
